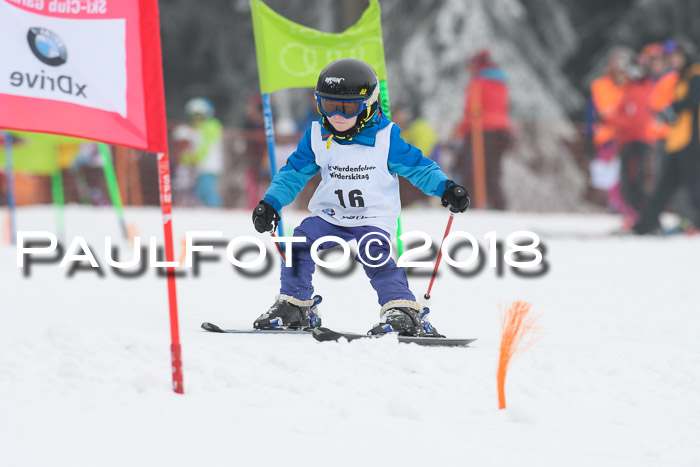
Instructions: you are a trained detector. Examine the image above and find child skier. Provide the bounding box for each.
[252,58,470,336]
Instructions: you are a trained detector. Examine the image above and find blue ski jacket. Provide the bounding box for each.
[263,110,449,212]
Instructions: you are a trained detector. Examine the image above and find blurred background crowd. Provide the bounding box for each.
[1,0,699,235]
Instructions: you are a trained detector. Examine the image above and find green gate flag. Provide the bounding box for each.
[251,0,387,94]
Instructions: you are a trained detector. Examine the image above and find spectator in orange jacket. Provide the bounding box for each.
[591,49,631,149]
[589,47,634,219]
[453,49,512,210]
[644,43,678,194]
[642,43,677,145]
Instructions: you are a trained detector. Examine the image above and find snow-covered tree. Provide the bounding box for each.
[382,0,587,211]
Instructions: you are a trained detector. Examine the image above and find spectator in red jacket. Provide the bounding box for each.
[453,49,512,210]
[609,59,654,225]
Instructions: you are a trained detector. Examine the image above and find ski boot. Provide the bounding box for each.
[308,295,323,328]
[368,300,444,337]
[254,295,323,330]
[254,295,316,330]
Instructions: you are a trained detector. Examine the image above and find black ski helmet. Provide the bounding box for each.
[314,58,380,139]
[315,58,379,100]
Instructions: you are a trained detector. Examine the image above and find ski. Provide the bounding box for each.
[200,322,311,334]
[201,295,324,334]
[311,327,477,347]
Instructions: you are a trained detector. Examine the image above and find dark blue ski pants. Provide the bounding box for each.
[279,216,415,306]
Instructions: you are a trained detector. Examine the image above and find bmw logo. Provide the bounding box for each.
[27,27,67,66]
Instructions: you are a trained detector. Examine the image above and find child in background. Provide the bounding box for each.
[175,98,224,207]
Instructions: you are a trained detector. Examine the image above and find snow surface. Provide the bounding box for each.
[1,205,699,467]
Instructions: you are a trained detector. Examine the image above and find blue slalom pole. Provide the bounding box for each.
[4,133,17,245]
[261,93,285,238]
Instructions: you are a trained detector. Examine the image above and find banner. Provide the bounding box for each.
[0,131,83,175]
[0,0,167,153]
[251,0,387,94]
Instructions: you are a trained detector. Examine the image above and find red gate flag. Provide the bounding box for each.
[0,0,167,153]
[0,0,182,394]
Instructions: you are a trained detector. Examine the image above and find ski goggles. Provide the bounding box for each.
[316,96,367,119]
[316,84,381,119]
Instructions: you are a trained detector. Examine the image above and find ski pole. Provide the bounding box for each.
[255,204,286,263]
[424,186,464,299]
[270,231,286,263]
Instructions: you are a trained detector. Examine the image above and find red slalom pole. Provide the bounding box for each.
[424,212,456,300]
[157,152,184,394]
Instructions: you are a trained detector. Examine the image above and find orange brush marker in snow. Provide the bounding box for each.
[497,301,540,409]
